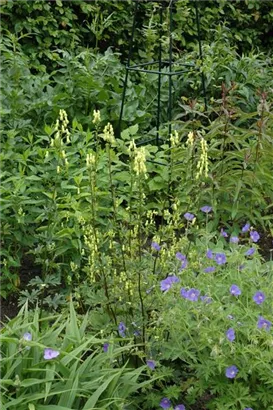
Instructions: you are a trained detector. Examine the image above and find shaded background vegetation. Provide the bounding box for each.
[1,0,273,71]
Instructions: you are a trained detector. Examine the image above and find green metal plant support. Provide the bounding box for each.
[119,0,207,145]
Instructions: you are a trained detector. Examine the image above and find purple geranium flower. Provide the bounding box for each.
[174,405,186,410]
[180,288,188,298]
[160,278,173,292]
[160,275,180,292]
[245,247,255,256]
[203,266,215,273]
[200,205,212,213]
[176,252,186,261]
[230,236,239,244]
[103,343,109,353]
[200,295,212,304]
[44,348,60,360]
[257,316,272,331]
[253,291,265,305]
[244,408,253,410]
[187,288,200,302]
[206,249,213,259]
[226,328,235,342]
[242,223,250,233]
[176,252,188,269]
[151,242,161,251]
[118,322,126,338]
[180,259,188,270]
[230,284,241,296]
[184,212,195,221]
[225,365,238,379]
[147,360,156,370]
[250,230,260,243]
[215,253,226,265]
[220,228,228,238]
[160,398,172,409]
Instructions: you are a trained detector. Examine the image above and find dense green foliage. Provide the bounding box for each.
[1,0,273,71]
[1,1,273,409]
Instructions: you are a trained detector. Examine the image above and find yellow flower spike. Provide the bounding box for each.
[86,152,96,168]
[186,131,194,146]
[103,122,115,145]
[170,130,179,147]
[128,139,137,156]
[196,136,209,179]
[133,146,147,177]
[92,110,101,125]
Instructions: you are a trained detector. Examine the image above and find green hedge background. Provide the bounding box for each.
[1,0,273,72]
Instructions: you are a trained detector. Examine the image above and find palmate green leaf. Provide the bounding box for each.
[121,124,139,140]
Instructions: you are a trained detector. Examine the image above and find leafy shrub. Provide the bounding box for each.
[0,0,141,70]
[178,25,273,111]
[1,0,273,72]
[0,33,152,135]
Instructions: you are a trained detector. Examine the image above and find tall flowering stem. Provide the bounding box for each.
[168,130,179,200]
[105,141,127,272]
[105,136,132,311]
[86,144,116,325]
[186,130,195,181]
[132,145,147,351]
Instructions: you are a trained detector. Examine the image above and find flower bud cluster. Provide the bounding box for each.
[170,130,179,147]
[186,131,194,146]
[92,109,101,125]
[103,122,115,145]
[58,109,70,143]
[86,152,96,168]
[128,140,137,157]
[50,110,71,173]
[83,225,99,282]
[196,137,209,179]
[133,147,147,177]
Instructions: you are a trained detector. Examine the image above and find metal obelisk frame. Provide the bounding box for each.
[119,0,207,145]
